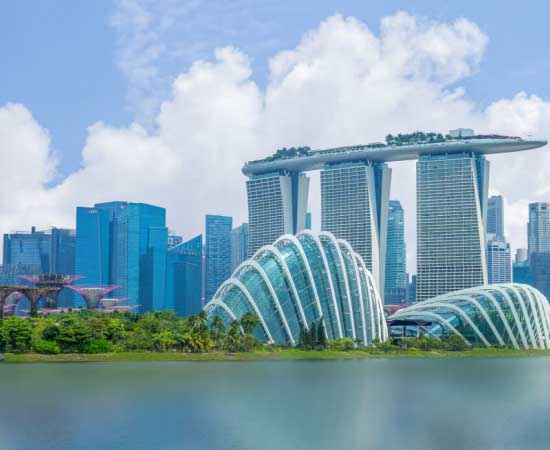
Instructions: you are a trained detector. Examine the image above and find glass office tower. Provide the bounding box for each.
[321,161,391,295]
[487,195,504,240]
[384,200,407,304]
[3,227,51,271]
[76,206,112,286]
[528,202,550,257]
[205,215,233,301]
[416,153,489,301]
[110,203,167,312]
[165,235,203,316]
[230,223,248,272]
[246,172,309,256]
[51,228,76,307]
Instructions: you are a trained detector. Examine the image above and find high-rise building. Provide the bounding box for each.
[486,238,511,284]
[513,260,533,285]
[243,132,544,301]
[417,153,489,301]
[109,203,167,312]
[246,172,309,256]
[515,248,528,264]
[231,223,248,272]
[384,200,407,304]
[165,235,203,316]
[50,228,76,307]
[321,162,391,294]
[75,206,111,286]
[407,274,417,303]
[530,253,550,298]
[205,215,232,301]
[3,227,51,272]
[305,212,312,230]
[76,202,167,311]
[487,195,504,240]
[528,202,550,257]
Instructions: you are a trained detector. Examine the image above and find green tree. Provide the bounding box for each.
[2,317,32,352]
[240,312,260,335]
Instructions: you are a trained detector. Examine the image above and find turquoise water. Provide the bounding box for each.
[1,358,550,450]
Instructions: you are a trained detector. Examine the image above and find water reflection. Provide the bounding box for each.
[0,358,549,450]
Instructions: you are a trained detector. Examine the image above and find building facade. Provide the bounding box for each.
[486,238,511,284]
[230,223,248,273]
[487,195,504,240]
[321,162,391,295]
[528,202,550,257]
[75,206,111,286]
[76,202,167,311]
[3,227,51,272]
[165,235,203,316]
[416,153,489,301]
[384,200,407,304]
[205,215,233,301]
[246,172,309,256]
[530,252,550,299]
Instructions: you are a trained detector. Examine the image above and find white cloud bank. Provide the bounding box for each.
[1,12,549,272]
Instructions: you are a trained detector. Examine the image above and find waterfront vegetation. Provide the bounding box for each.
[2,311,550,362]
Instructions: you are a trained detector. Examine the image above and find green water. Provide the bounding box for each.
[1,358,549,450]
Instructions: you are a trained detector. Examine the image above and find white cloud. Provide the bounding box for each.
[1,12,550,273]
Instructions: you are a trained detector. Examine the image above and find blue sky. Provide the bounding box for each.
[2,0,549,177]
[1,1,550,270]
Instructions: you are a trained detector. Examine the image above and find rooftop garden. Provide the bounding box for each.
[262,146,312,162]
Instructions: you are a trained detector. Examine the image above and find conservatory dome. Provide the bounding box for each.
[389,283,550,349]
[204,231,388,346]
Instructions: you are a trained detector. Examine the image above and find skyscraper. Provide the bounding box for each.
[486,239,511,284]
[321,162,391,294]
[246,172,309,256]
[76,201,167,311]
[231,223,248,272]
[165,235,203,316]
[515,248,528,264]
[110,203,167,312]
[50,228,76,307]
[75,206,111,286]
[384,200,407,304]
[530,253,550,299]
[416,153,489,301]
[3,227,51,272]
[205,215,232,301]
[487,195,504,240]
[528,202,550,256]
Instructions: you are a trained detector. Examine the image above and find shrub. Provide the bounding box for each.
[330,337,355,351]
[84,339,114,354]
[444,335,469,351]
[34,340,61,355]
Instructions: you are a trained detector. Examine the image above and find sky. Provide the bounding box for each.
[1,0,550,273]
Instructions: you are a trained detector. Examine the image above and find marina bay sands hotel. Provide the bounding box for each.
[242,130,547,302]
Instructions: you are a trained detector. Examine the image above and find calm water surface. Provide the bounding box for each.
[1,358,550,450]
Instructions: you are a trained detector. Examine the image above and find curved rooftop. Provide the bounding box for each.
[204,231,388,346]
[388,284,550,349]
[243,137,547,176]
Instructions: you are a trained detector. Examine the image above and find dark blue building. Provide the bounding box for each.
[205,215,232,301]
[3,226,51,272]
[75,207,111,285]
[385,200,407,304]
[166,235,203,316]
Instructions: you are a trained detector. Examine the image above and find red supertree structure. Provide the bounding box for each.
[66,285,120,309]
[0,286,26,319]
[18,274,83,310]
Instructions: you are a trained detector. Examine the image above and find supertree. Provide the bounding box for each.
[19,274,83,309]
[0,286,25,320]
[66,285,120,309]
[18,287,59,317]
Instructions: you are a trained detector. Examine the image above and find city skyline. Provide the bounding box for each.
[1,6,550,275]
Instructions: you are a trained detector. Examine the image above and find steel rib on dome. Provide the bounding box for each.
[204,231,387,346]
[389,283,550,349]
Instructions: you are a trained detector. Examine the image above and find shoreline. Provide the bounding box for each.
[4,348,550,363]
